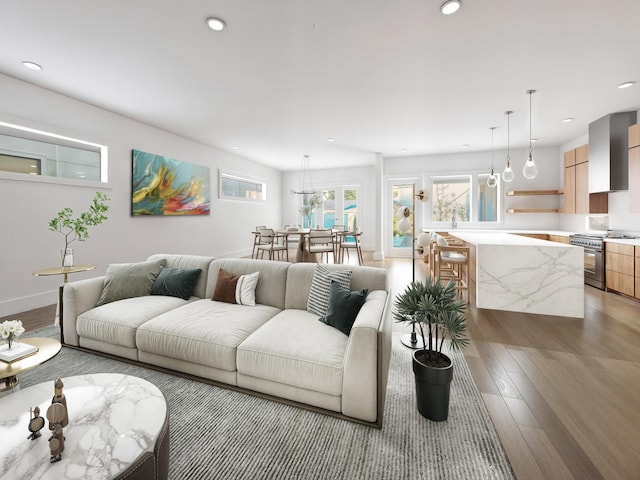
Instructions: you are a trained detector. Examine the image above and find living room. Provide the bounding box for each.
[1,2,640,479]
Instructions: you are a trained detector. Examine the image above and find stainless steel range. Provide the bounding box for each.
[569,232,637,289]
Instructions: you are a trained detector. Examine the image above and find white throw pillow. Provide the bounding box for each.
[236,271,260,306]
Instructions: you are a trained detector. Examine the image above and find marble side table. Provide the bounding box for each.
[0,373,169,479]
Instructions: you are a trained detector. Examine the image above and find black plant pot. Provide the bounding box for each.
[412,351,453,421]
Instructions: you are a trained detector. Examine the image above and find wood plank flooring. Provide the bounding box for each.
[3,254,639,479]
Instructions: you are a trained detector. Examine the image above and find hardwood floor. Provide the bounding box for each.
[3,254,639,479]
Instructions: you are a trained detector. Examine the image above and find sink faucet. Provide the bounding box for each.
[451,209,457,229]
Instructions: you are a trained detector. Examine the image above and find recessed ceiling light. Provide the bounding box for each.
[327,138,335,142]
[231,145,239,150]
[206,17,226,31]
[462,144,470,148]
[22,61,42,71]
[618,81,636,89]
[562,118,573,123]
[441,0,461,15]
[401,149,408,153]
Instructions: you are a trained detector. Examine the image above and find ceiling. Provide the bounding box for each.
[1,0,640,171]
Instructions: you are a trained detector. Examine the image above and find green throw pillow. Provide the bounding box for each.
[96,259,167,306]
[151,267,202,300]
[319,280,369,336]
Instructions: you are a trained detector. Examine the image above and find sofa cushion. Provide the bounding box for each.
[96,259,167,306]
[237,309,348,396]
[151,267,202,300]
[306,265,352,316]
[77,295,189,348]
[136,299,280,372]
[319,281,369,336]
[212,269,259,306]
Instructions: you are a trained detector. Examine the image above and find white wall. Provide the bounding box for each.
[0,74,282,316]
[385,146,564,231]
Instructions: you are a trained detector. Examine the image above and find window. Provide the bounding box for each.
[477,174,500,222]
[431,176,471,223]
[299,186,359,230]
[219,172,266,201]
[0,122,107,183]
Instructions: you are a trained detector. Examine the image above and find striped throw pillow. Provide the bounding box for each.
[307,265,352,316]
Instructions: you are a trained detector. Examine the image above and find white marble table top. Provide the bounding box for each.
[446,231,579,247]
[0,373,167,479]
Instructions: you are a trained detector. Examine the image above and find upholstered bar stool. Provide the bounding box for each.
[433,234,469,301]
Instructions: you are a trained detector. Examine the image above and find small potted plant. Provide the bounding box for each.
[394,277,469,421]
[48,191,110,267]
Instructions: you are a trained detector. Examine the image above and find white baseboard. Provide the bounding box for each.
[0,290,58,317]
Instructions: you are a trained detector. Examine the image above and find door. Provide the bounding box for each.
[388,179,419,257]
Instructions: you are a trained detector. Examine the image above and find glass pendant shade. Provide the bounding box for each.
[487,170,498,188]
[523,151,538,179]
[502,161,515,182]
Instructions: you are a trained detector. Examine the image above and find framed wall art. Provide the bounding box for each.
[131,149,210,216]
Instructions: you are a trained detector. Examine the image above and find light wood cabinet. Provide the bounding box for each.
[563,145,607,214]
[548,234,570,244]
[630,123,640,149]
[606,243,635,298]
[630,125,640,212]
[636,246,640,300]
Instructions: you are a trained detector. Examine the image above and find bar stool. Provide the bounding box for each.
[433,234,469,301]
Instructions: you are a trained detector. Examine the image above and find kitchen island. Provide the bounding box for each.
[448,231,584,318]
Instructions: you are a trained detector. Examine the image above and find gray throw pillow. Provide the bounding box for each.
[151,267,202,300]
[307,264,352,316]
[96,259,167,306]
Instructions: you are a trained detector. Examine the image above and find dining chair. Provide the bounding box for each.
[251,226,268,259]
[305,229,336,263]
[256,228,289,261]
[338,231,363,265]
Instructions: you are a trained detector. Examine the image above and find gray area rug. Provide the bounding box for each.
[18,327,515,479]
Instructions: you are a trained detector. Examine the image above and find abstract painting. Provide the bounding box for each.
[131,149,210,216]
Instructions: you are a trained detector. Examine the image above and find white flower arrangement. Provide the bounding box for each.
[1,320,25,348]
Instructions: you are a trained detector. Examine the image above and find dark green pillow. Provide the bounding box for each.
[96,259,167,306]
[151,267,202,300]
[319,280,369,336]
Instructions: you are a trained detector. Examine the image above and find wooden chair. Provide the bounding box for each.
[305,229,336,263]
[251,225,267,259]
[433,234,469,301]
[337,231,363,265]
[256,228,289,261]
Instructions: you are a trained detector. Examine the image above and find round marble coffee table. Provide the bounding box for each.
[0,373,169,479]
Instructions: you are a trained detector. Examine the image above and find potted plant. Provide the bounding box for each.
[48,191,110,267]
[394,277,469,421]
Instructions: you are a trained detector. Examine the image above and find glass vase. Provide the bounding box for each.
[7,333,14,349]
[61,248,74,268]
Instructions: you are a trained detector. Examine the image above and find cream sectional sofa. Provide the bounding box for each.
[62,254,391,426]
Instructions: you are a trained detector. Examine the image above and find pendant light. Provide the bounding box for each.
[502,111,515,182]
[291,155,318,195]
[486,127,498,188]
[523,89,538,179]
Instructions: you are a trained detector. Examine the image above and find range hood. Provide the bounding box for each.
[588,111,637,192]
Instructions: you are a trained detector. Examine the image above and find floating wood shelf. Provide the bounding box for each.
[506,190,564,196]
[506,208,560,213]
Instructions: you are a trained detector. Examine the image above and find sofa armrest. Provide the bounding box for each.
[62,276,105,346]
[341,290,390,424]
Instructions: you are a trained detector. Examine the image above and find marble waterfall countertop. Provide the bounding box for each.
[448,231,584,318]
[0,373,167,479]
